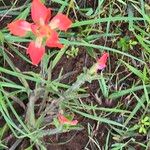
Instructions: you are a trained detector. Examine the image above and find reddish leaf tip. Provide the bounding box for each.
[58,114,78,125]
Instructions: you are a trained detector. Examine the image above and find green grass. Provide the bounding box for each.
[0,0,150,149]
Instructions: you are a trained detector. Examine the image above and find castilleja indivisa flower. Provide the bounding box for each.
[96,52,109,70]
[8,0,72,65]
[89,52,109,74]
[58,114,78,126]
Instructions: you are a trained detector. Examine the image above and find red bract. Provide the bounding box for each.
[58,114,78,126]
[27,41,45,65]
[97,52,109,70]
[8,20,31,37]
[7,0,72,65]
[31,0,51,25]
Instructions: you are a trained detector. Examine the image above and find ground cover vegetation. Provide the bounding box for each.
[0,0,150,149]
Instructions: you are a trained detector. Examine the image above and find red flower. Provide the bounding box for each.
[7,20,31,37]
[97,52,109,70]
[89,52,109,74]
[31,0,51,25]
[7,0,72,65]
[27,41,45,65]
[58,114,78,126]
